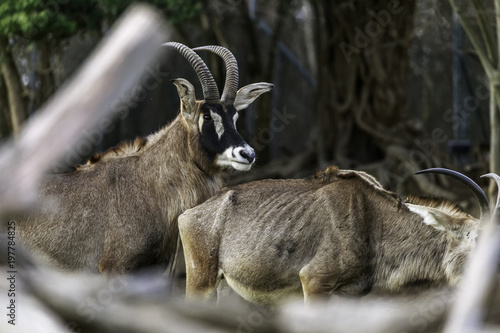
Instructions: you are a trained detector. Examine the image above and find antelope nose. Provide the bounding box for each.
[236,147,255,164]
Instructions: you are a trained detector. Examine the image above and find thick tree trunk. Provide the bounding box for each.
[34,41,56,110]
[0,44,27,136]
[312,0,416,167]
[0,74,12,137]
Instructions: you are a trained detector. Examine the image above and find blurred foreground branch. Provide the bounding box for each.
[0,3,498,333]
[0,4,168,213]
[0,258,498,333]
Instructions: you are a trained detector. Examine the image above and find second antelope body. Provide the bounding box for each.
[179,166,500,305]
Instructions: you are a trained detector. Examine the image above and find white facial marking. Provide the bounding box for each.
[406,204,446,231]
[216,145,255,171]
[198,114,204,133]
[233,112,239,127]
[210,111,224,139]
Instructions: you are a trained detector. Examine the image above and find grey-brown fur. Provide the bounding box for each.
[178,166,496,304]
[16,116,217,274]
[13,44,272,275]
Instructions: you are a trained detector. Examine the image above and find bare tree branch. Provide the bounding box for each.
[472,0,497,65]
[448,0,495,74]
[0,42,28,136]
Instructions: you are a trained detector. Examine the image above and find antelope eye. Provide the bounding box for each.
[203,114,212,122]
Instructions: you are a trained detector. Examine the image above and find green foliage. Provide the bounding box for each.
[0,0,202,42]
[163,0,202,26]
[98,0,135,17]
[98,0,202,26]
[0,0,83,40]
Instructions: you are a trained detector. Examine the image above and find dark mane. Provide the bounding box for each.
[314,165,340,181]
[314,165,402,205]
[76,137,149,170]
[314,165,384,189]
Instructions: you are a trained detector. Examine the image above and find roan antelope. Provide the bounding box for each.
[13,43,272,275]
[178,166,499,304]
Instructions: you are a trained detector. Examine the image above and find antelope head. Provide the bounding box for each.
[163,42,273,172]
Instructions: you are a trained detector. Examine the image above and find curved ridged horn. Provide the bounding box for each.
[193,45,239,105]
[415,168,490,218]
[481,173,500,217]
[163,42,220,103]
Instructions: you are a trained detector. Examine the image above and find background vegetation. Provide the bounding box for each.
[0,2,499,332]
[0,0,498,206]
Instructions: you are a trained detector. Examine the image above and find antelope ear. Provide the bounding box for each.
[407,204,466,237]
[171,78,196,119]
[233,82,273,111]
